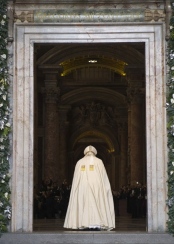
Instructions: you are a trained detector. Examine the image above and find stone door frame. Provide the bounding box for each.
[12,23,167,232]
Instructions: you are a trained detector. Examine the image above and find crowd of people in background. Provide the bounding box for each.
[34,179,147,220]
[34,179,71,219]
[113,183,147,218]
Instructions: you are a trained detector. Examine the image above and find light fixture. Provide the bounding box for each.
[88,59,97,63]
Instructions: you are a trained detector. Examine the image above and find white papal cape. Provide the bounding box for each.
[64,151,115,230]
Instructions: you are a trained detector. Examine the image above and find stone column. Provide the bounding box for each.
[118,120,128,187]
[127,87,144,186]
[59,105,70,184]
[43,71,60,182]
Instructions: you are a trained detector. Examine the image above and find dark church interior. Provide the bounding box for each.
[33,43,146,231]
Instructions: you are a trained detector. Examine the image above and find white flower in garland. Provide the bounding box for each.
[0,121,5,129]
[6,122,11,127]
[170,94,174,103]
[1,54,6,59]
[4,192,8,199]
[5,110,10,116]
[0,84,5,90]
[1,19,5,25]
[4,208,11,220]
[170,53,174,59]
[2,175,6,179]
[0,145,5,150]
[2,94,6,100]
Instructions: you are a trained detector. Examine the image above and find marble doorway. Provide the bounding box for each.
[12,23,167,232]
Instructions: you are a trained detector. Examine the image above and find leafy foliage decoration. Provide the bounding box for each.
[0,0,11,236]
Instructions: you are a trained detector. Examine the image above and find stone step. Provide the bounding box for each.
[0,232,174,244]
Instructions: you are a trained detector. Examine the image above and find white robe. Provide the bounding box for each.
[64,154,115,230]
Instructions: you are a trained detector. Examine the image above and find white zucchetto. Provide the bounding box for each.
[84,145,97,155]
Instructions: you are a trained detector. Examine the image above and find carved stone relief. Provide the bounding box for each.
[42,86,60,104]
[71,101,116,129]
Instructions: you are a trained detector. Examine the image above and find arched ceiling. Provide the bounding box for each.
[61,87,127,107]
[72,130,116,153]
[60,56,127,77]
[36,43,145,77]
[36,43,145,65]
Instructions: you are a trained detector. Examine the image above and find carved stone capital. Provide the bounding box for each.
[42,85,60,104]
[127,87,145,104]
[42,81,60,103]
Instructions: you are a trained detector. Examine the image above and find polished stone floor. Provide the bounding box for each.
[33,215,146,232]
[33,199,146,232]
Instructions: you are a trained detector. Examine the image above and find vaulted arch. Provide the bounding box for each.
[61,87,127,109]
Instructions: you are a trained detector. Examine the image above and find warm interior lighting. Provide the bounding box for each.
[88,59,97,63]
[60,56,127,76]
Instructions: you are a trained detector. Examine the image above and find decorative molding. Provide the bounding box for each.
[127,87,145,104]
[14,9,166,23]
[14,11,34,23]
[34,9,145,23]
[42,86,60,104]
[145,9,165,22]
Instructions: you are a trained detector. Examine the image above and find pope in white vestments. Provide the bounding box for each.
[64,145,115,230]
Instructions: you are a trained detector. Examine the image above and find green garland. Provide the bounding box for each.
[0,0,11,236]
[167,1,174,235]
